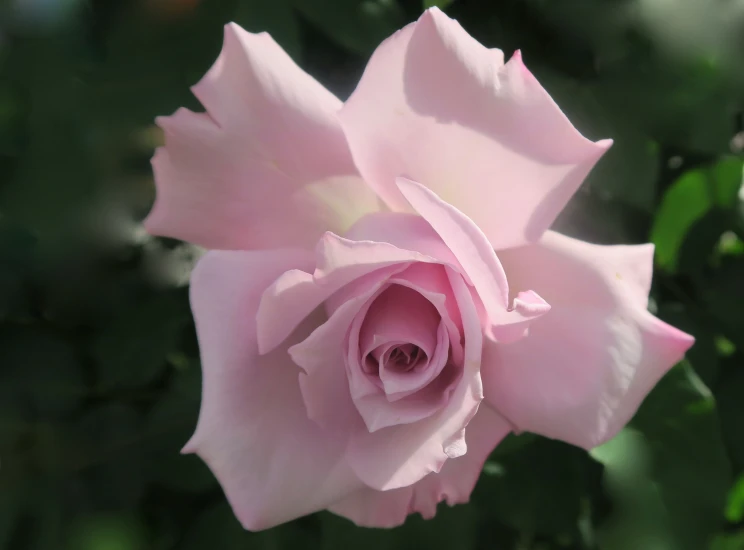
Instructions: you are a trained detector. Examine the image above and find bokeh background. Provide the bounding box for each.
[1,0,743,548]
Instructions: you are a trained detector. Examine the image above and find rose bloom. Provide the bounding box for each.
[144,8,693,530]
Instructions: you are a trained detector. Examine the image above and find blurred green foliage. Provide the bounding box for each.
[0,0,743,548]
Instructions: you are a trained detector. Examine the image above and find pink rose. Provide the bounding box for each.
[144,8,694,530]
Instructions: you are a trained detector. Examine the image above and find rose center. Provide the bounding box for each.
[385,343,426,373]
[357,283,443,397]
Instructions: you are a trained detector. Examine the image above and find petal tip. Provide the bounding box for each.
[421,5,446,19]
[656,316,696,355]
[512,290,551,317]
[180,436,198,455]
[255,328,271,356]
[254,300,274,356]
[222,21,256,43]
[678,330,696,352]
[596,138,614,152]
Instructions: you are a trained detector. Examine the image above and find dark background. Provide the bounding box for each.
[1,0,743,548]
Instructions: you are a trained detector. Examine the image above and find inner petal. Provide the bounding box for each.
[382,343,424,372]
[359,284,443,397]
[380,320,450,402]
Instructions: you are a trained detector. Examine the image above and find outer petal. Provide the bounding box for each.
[339,8,611,250]
[329,405,511,527]
[185,249,363,530]
[145,23,380,250]
[347,269,484,490]
[483,231,695,449]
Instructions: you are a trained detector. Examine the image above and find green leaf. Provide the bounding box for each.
[651,158,743,272]
[233,0,302,61]
[292,0,405,57]
[651,169,712,271]
[710,157,744,208]
[592,365,731,550]
[724,474,744,523]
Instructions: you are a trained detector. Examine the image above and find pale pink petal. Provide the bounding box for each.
[347,269,484,490]
[360,284,442,395]
[185,249,363,530]
[359,263,464,403]
[389,263,463,365]
[396,177,550,340]
[329,404,511,527]
[371,323,450,402]
[498,231,656,312]
[344,212,464,274]
[256,238,423,355]
[346,283,457,432]
[257,215,464,354]
[290,270,456,435]
[145,23,380,250]
[486,290,552,344]
[287,270,388,434]
[339,8,611,250]
[483,231,695,449]
[353,364,461,432]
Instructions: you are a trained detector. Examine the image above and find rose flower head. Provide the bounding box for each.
[144,7,694,530]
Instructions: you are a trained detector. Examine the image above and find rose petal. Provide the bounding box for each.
[145,23,379,250]
[347,269,484,490]
[330,404,511,527]
[288,270,387,434]
[185,249,363,530]
[359,263,465,404]
[389,263,463,366]
[360,284,442,395]
[396,177,550,341]
[339,8,610,250]
[258,215,463,355]
[344,212,464,274]
[289,269,456,434]
[348,287,458,431]
[483,231,695,449]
